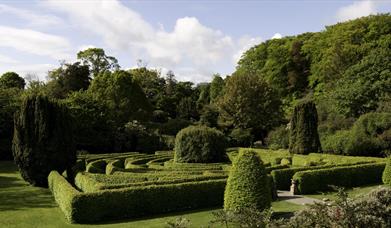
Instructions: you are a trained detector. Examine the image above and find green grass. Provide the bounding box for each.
[0,161,302,228]
[305,184,384,201]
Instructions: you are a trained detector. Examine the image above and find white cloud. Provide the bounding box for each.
[44,0,261,82]
[233,36,263,63]
[0,4,63,27]
[0,54,19,64]
[336,0,377,22]
[0,63,56,81]
[0,25,72,60]
[271,33,282,39]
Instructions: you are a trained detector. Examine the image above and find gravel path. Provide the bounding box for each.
[277,190,323,205]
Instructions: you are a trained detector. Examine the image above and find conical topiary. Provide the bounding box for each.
[289,99,322,154]
[224,150,271,211]
[382,156,391,186]
[12,95,75,187]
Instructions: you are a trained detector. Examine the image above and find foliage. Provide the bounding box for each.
[228,128,254,147]
[292,163,385,194]
[174,126,227,163]
[217,71,283,140]
[209,207,272,228]
[12,95,75,187]
[0,72,25,89]
[266,125,289,150]
[64,91,114,152]
[0,87,22,160]
[77,48,120,76]
[224,150,271,212]
[89,70,152,124]
[284,187,391,228]
[289,99,321,154]
[46,62,90,98]
[209,74,225,103]
[114,121,163,153]
[199,104,219,128]
[165,217,191,228]
[322,112,391,156]
[382,156,391,186]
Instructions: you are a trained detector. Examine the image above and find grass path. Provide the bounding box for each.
[0,161,303,228]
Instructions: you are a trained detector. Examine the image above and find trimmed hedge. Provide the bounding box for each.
[174,125,227,163]
[271,161,379,190]
[48,171,80,222]
[49,170,226,223]
[293,163,386,194]
[86,159,107,173]
[382,157,391,186]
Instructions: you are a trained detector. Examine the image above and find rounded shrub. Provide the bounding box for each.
[12,95,76,187]
[383,157,391,186]
[174,125,227,163]
[266,125,289,150]
[224,150,271,212]
[289,99,322,154]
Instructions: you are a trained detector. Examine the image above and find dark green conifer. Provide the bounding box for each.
[289,100,322,154]
[12,95,75,187]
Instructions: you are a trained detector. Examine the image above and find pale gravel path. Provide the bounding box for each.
[277,190,323,205]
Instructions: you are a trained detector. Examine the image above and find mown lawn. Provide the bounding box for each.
[0,161,303,228]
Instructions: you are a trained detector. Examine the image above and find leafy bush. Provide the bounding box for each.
[266,125,289,149]
[293,163,386,194]
[284,187,391,228]
[224,150,271,212]
[322,113,391,156]
[289,100,322,154]
[382,156,391,186]
[209,207,272,228]
[228,128,254,147]
[174,126,227,163]
[13,95,76,187]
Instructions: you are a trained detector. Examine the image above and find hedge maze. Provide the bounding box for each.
[49,149,387,223]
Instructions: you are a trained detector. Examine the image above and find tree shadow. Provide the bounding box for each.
[0,162,57,211]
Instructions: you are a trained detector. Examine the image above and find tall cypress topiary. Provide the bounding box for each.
[12,95,75,187]
[289,100,321,154]
[383,157,391,186]
[224,150,271,212]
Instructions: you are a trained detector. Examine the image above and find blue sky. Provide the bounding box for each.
[0,0,390,83]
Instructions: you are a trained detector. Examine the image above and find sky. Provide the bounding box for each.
[0,0,390,83]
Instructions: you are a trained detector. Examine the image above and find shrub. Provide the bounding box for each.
[293,163,386,194]
[224,150,271,212]
[281,158,291,165]
[289,100,322,154]
[284,187,391,228]
[382,156,391,186]
[174,126,227,163]
[228,128,254,147]
[321,130,351,154]
[13,95,75,187]
[266,125,289,149]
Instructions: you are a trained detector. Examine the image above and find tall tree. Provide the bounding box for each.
[88,70,152,124]
[289,99,322,154]
[218,71,283,141]
[12,95,75,187]
[47,62,90,98]
[209,74,224,103]
[77,48,120,76]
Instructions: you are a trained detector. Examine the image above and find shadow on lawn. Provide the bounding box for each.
[0,165,57,211]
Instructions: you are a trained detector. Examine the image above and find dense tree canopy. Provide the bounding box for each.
[218,71,283,140]
[0,72,25,89]
[77,48,120,76]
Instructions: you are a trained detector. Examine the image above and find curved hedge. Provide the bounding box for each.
[224,150,271,211]
[382,157,391,186]
[293,163,386,194]
[174,126,227,163]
